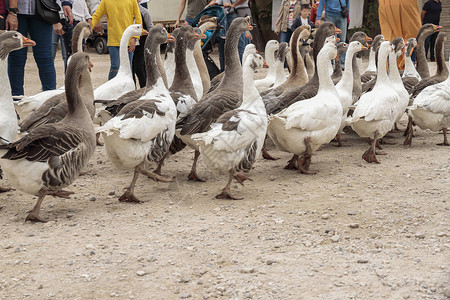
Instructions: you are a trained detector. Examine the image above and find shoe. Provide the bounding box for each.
[431,58,436,62]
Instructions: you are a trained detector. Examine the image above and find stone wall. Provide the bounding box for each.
[440,0,450,59]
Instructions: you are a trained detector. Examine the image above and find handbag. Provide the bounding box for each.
[339,0,349,18]
[35,0,61,24]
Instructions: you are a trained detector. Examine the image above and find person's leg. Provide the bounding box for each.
[0,13,6,30]
[28,17,57,91]
[8,14,30,96]
[424,34,431,59]
[429,31,437,61]
[51,30,59,59]
[128,51,134,72]
[108,46,120,80]
[132,45,146,88]
[280,29,292,44]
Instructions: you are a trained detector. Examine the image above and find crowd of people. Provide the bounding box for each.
[0,0,443,97]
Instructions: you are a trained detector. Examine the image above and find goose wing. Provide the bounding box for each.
[19,94,66,132]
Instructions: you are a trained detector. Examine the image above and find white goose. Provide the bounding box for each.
[334,41,367,146]
[389,38,409,129]
[165,28,179,88]
[254,40,280,93]
[272,42,289,89]
[267,37,342,174]
[187,27,204,101]
[193,53,267,199]
[97,27,177,202]
[347,41,399,163]
[402,38,421,80]
[405,56,450,146]
[0,53,96,222]
[94,24,147,101]
[0,31,36,193]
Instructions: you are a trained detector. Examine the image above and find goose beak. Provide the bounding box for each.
[365,35,372,43]
[334,26,341,35]
[432,24,442,31]
[247,23,253,31]
[194,33,200,39]
[335,37,340,43]
[141,29,149,36]
[361,45,368,51]
[88,60,94,72]
[202,33,207,39]
[167,33,175,42]
[263,61,269,68]
[22,36,36,47]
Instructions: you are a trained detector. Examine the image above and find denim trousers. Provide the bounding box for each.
[226,12,251,63]
[107,46,134,80]
[324,14,347,44]
[8,14,56,96]
[424,32,438,61]
[280,28,293,44]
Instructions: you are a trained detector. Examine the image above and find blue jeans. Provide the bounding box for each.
[226,12,251,63]
[8,14,56,96]
[424,32,438,61]
[280,28,293,44]
[107,46,134,80]
[52,31,67,70]
[324,14,347,44]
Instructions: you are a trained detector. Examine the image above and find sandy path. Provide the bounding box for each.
[0,49,448,299]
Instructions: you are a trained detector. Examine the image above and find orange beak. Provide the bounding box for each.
[167,33,175,42]
[361,45,368,51]
[202,33,207,39]
[194,33,199,39]
[432,24,443,31]
[141,29,149,36]
[335,37,340,43]
[365,35,372,42]
[22,36,36,47]
[247,23,253,31]
[334,26,341,35]
[263,61,269,68]
[88,60,94,72]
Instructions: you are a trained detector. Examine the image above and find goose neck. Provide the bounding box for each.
[242,65,258,106]
[388,51,402,82]
[117,30,134,76]
[172,36,189,84]
[0,58,12,101]
[144,42,163,91]
[367,50,376,71]
[339,49,356,89]
[317,51,336,92]
[435,38,448,76]
[221,31,243,86]
[404,54,416,76]
[375,48,390,86]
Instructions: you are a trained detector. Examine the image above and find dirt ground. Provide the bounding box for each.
[0,48,449,300]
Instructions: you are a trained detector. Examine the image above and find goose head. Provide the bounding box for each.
[405,38,417,57]
[371,34,385,52]
[347,41,368,56]
[349,31,370,47]
[265,40,280,54]
[124,24,148,38]
[319,36,338,60]
[379,40,394,55]
[198,17,218,32]
[336,42,348,60]
[74,21,92,39]
[229,17,253,36]
[245,53,264,72]
[148,26,174,47]
[0,31,35,59]
[417,23,443,40]
[391,37,405,57]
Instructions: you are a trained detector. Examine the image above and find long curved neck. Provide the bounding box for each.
[194,41,210,91]
[388,51,402,82]
[367,50,376,72]
[117,29,134,76]
[0,58,12,102]
[157,44,168,88]
[352,55,361,86]
[274,60,286,85]
[338,49,356,90]
[403,51,418,78]
[65,66,85,117]
[242,64,258,106]
[144,41,163,91]
[374,49,390,87]
[72,27,86,54]
[265,48,275,67]
[332,57,342,77]
[220,27,243,88]
[435,36,448,77]
[416,31,431,78]
[172,36,190,86]
[317,51,335,93]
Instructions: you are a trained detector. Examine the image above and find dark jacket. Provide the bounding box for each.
[291,16,314,31]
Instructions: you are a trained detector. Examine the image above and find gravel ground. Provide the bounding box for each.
[0,49,449,300]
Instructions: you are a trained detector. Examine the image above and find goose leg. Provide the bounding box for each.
[437,128,449,146]
[25,189,48,223]
[298,137,318,174]
[262,136,278,160]
[187,150,205,182]
[234,173,253,186]
[216,169,243,200]
[284,154,299,170]
[119,166,142,203]
[154,151,170,175]
[333,133,343,147]
[362,131,382,163]
[139,166,174,182]
[403,119,414,146]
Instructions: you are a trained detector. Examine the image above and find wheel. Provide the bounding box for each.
[94,37,108,55]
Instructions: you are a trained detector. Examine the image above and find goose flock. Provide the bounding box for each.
[0,19,448,222]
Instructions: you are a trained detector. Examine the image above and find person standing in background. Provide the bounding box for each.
[175,0,208,27]
[53,0,92,72]
[91,0,142,80]
[0,0,7,29]
[7,0,73,97]
[275,0,302,44]
[132,0,153,88]
[422,0,441,62]
[315,0,349,44]
[291,4,314,31]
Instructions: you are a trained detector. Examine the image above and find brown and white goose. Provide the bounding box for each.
[0,31,36,193]
[416,24,442,79]
[97,27,177,203]
[401,38,421,94]
[177,17,253,182]
[360,34,384,83]
[0,52,96,222]
[196,18,218,96]
[331,42,348,84]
